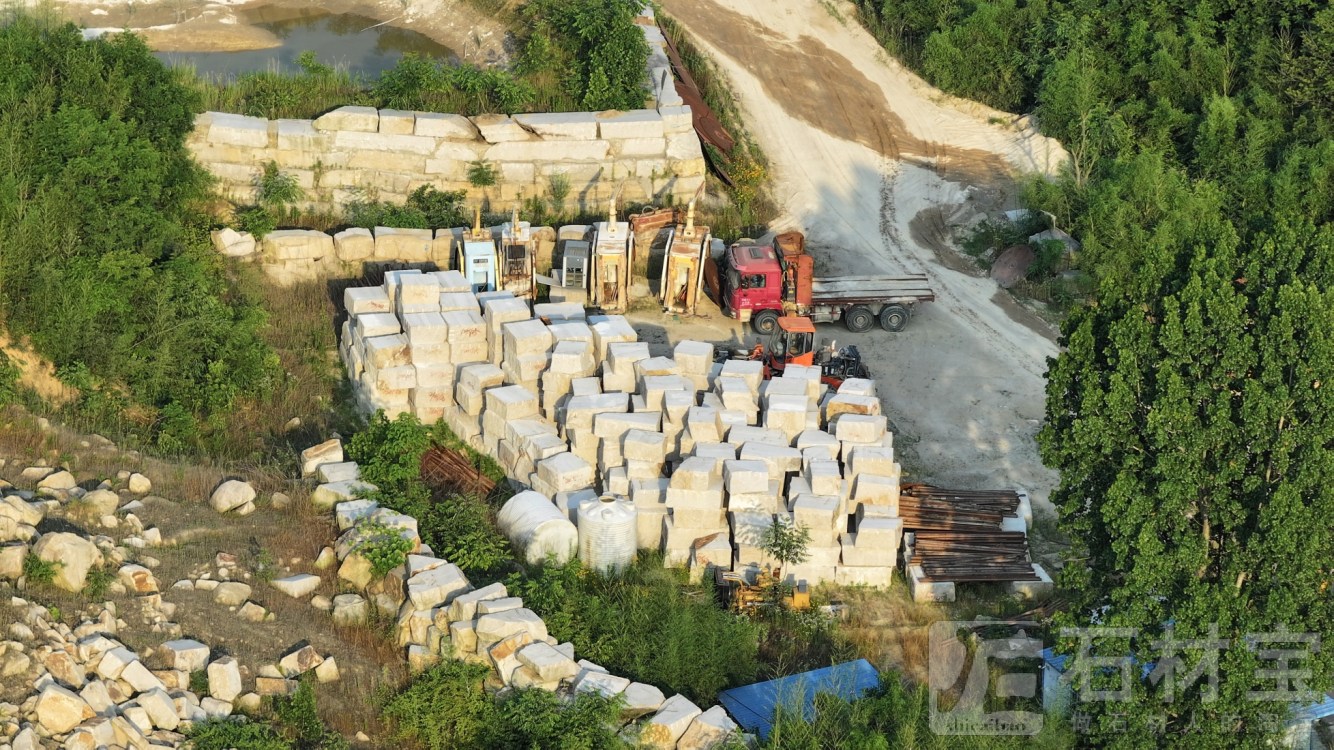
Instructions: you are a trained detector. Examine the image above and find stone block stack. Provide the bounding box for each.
[337,274,926,594]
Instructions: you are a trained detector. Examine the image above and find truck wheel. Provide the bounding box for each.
[844,305,874,333]
[752,310,780,336]
[879,304,909,332]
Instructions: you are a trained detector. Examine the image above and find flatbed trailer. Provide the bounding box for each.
[710,231,936,334]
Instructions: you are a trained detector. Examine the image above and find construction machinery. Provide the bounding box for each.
[716,568,811,612]
[498,205,536,299]
[660,198,711,315]
[709,231,935,335]
[456,206,498,293]
[734,314,870,387]
[589,197,634,312]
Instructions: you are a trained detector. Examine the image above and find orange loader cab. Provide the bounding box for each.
[750,315,817,378]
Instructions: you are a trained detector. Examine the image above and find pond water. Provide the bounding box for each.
[155,9,456,79]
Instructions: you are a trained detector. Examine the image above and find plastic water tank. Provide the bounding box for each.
[498,491,578,565]
[577,494,637,573]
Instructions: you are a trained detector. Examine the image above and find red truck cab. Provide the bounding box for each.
[718,242,783,325]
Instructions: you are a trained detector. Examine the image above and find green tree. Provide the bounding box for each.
[1039,213,1334,745]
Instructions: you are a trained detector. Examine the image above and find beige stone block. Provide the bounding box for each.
[513,112,599,139]
[208,112,270,147]
[347,149,428,172]
[275,119,327,150]
[378,109,416,135]
[596,109,665,140]
[472,114,532,143]
[314,105,379,132]
[415,112,477,138]
[616,137,667,157]
[333,130,438,154]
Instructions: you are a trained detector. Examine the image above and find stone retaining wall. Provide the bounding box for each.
[188,105,705,213]
[187,8,703,213]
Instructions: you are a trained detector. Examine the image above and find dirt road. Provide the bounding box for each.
[659,0,1067,510]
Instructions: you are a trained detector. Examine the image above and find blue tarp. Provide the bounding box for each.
[718,659,881,739]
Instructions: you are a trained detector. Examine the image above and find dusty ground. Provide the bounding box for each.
[41,0,509,63]
[0,408,406,741]
[659,0,1066,515]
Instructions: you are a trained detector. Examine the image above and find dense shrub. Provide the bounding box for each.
[183,1,650,120]
[382,660,626,750]
[507,558,761,704]
[0,13,278,452]
[343,186,468,231]
[345,411,511,575]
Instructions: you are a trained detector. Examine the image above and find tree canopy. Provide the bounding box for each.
[0,13,276,452]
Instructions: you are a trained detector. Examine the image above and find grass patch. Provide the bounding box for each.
[658,12,778,242]
[507,555,762,704]
[22,553,57,587]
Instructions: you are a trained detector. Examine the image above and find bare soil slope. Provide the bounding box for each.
[661,0,1066,509]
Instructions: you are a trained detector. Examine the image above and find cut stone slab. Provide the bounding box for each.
[316,461,360,484]
[406,563,471,610]
[640,694,703,749]
[621,681,666,718]
[208,657,243,701]
[300,439,344,477]
[574,668,631,698]
[677,705,741,749]
[311,480,378,510]
[475,608,549,648]
[138,687,180,730]
[446,581,507,622]
[516,642,579,683]
[272,574,321,599]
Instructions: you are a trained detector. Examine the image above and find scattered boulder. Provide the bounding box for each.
[278,643,324,676]
[213,582,253,606]
[32,532,103,592]
[118,564,159,594]
[209,480,256,513]
[80,488,120,515]
[37,470,77,491]
[127,472,152,494]
[331,594,368,625]
[272,573,322,598]
[0,543,27,580]
[239,601,268,622]
[315,656,340,683]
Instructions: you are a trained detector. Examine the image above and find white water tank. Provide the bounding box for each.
[577,494,637,573]
[498,491,578,565]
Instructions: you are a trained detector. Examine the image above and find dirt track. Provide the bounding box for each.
[660,0,1067,510]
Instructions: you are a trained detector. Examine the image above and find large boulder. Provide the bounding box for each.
[32,532,103,592]
[37,470,77,491]
[80,489,120,516]
[0,543,27,580]
[210,480,256,513]
[34,685,94,733]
